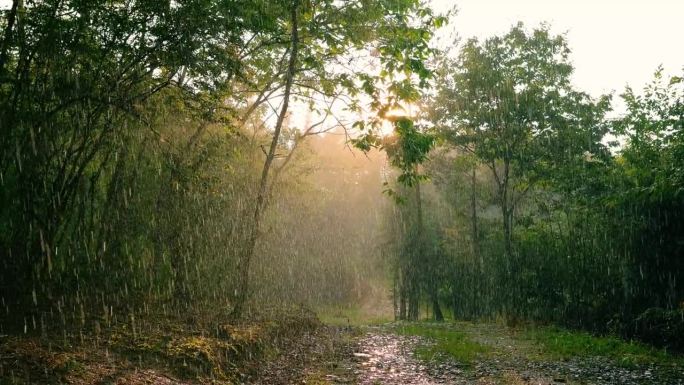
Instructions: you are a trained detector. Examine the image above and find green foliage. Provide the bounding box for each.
[386,118,435,187]
[348,2,444,186]
[434,22,610,179]
[395,20,684,351]
[633,308,684,351]
[0,0,442,331]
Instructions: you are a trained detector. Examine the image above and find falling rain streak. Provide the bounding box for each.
[0,0,682,384]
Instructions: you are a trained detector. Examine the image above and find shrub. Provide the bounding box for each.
[633,308,684,351]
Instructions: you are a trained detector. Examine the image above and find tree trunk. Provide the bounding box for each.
[408,285,419,321]
[452,287,459,319]
[399,294,407,320]
[499,158,516,320]
[393,271,398,320]
[232,0,300,318]
[432,295,444,321]
[407,172,423,321]
[398,270,407,320]
[470,166,480,261]
[495,157,512,261]
[502,206,513,260]
[470,166,482,319]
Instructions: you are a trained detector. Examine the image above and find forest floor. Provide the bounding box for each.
[2,310,684,385]
[0,306,346,385]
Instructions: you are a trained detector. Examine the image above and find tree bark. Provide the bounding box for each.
[471,166,484,318]
[398,271,407,320]
[470,166,480,262]
[432,295,444,321]
[501,158,513,262]
[407,175,423,321]
[493,156,515,319]
[408,285,419,320]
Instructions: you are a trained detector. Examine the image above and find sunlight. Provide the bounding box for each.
[380,104,417,137]
[384,106,410,120]
[380,120,395,137]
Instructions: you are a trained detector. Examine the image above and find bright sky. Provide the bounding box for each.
[431,0,684,99]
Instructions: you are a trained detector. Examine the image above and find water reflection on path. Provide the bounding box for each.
[354,332,447,385]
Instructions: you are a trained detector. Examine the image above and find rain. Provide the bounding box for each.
[0,0,683,384]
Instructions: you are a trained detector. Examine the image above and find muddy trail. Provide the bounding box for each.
[314,323,684,385]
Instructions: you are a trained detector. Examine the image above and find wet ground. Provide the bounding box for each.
[2,321,682,384]
[354,333,442,385]
[335,324,684,385]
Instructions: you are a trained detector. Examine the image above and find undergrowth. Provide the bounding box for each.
[0,305,322,384]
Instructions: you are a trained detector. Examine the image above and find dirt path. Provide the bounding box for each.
[342,325,684,385]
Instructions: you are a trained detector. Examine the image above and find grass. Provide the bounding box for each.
[316,305,393,326]
[523,326,682,368]
[394,323,490,365]
[391,321,683,371]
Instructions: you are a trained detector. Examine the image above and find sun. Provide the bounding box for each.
[379,104,417,137]
[385,107,410,120]
[380,120,395,137]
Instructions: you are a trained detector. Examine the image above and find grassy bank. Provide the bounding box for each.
[523,326,682,368]
[0,306,326,384]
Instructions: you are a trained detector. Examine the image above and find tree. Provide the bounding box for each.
[610,68,684,316]
[0,0,445,320]
[0,0,257,313]
[431,23,609,315]
[226,0,444,317]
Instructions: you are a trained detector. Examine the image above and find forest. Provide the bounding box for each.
[0,0,683,384]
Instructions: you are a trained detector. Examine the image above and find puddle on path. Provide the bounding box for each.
[353,332,457,385]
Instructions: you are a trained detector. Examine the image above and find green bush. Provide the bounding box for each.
[633,308,684,351]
